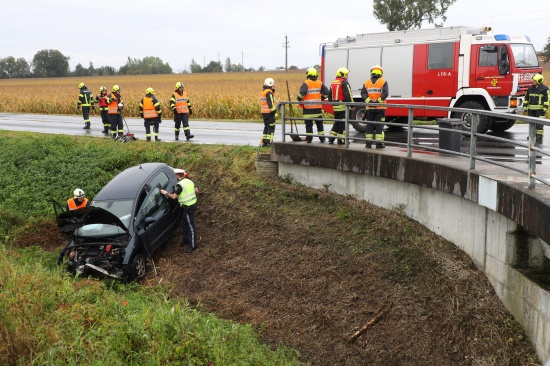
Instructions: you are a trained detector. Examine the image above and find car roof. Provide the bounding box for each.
[94,163,172,201]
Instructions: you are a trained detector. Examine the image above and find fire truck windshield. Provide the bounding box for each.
[510,44,539,68]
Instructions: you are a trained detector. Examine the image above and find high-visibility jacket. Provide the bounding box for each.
[363,77,387,109]
[171,91,190,114]
[260,88,276,114]
[330,77,353,112]
[140,96,160,119]
[177,178,197,207]
[67,197,89,210]
[96,94,108,111]
[525,84,550,112]
[107,93,121,115]
[301,79,322,110]
[78,88,94,107]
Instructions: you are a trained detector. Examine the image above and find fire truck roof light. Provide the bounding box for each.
[525,35,532,42]
[494,34,511,41]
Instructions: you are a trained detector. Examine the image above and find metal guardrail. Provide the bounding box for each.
[276,101,550,189]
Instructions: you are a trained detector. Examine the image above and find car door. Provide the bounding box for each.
[134,171,178,254]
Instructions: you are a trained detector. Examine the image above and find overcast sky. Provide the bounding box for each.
[1,0,548,72]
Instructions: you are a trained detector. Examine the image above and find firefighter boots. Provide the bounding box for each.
[186,134,194,141]
[83,122,90,130]
[146,136,151,141]
[155,136,161,142]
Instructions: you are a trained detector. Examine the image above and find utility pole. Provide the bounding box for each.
[241,49,244,72]
[283,34,290,72]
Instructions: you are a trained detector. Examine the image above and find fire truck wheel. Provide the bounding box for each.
[489,118,515,133]
[350,107,367,132]
[451,100,492,134]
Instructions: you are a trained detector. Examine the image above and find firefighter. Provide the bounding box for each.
[95,86,110,134]
[524,73,549,141]
[106,85,124,140]
[297,67,330,143]
[139,87,162,141]
[160,169,199,254]
[328,67,353,145]
[66,188,90,211]
[260,78,276,147]
[361,65,389,148]
[170,82,194,141]
[77,83,95,130]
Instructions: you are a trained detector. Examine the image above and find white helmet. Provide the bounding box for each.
[73,188,85,199]
[173,168,188,178]
[264,78,275,87]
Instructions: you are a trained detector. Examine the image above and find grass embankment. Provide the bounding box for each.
[0,131,302,365]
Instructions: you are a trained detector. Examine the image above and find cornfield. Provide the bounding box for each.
[1,69,549,121]
[0,71,306,121]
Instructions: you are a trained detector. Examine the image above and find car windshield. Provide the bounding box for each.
[510,44,539,68]
[92,199,134,228]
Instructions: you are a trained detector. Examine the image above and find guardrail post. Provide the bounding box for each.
[281,103,286,143]
[407,108,413,158]
[529,122,536,189]
[469,114,478,170]
[344,106,350,147]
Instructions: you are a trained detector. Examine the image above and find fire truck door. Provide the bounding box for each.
[472,44,507,95]
[423,42,458,117]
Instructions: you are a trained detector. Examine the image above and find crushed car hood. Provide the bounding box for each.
[57,206,128,236]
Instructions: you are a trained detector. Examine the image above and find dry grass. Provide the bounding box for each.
[0,71,305,120]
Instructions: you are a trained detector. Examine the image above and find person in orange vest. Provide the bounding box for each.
[260,78,276,147]
[95,86,110,134]
[297,68,330,143]
[328,67,353,145]
[66,188,90,211]
[170,82,194,141]
[361,65,389,148]
[139,87,162,142]
[77,83,95,130]
[106,85,124,140]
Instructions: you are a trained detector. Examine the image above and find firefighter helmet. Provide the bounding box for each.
[306,67,318,78]
[99,86,107,93]
[264,78,275,87]
[112,85,120,93]
[533,74,544,84]
[73,188,85,199]
[78,82,86,89]
[336,67,350,78]
[145,87,154,95]
[370,65,383,76]
[175,82,184,90]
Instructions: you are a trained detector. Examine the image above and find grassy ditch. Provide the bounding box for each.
[0,131,302,365]
[0,131,540,365]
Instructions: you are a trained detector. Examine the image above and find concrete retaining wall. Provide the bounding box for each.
[272,143,550,362]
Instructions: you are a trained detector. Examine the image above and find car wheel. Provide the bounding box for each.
[128,252,147,281]
[451,100,492,134]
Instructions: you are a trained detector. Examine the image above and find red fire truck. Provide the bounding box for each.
[320,26,542,133]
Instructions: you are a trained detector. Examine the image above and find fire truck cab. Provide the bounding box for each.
[320,26,542,133]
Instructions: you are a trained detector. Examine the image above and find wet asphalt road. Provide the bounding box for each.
[0,112,547,163]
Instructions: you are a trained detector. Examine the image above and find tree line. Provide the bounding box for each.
[0,50,286,79]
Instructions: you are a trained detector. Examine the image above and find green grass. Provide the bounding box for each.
[0,131,303,365]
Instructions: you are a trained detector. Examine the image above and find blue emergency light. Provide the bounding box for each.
[494,34,511,41]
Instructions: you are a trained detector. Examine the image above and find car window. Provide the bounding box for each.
[135,187,164,230]
[149,171,170,190]
[93,199,134,228]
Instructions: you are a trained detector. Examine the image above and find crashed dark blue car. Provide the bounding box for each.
[55,163,181,281]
